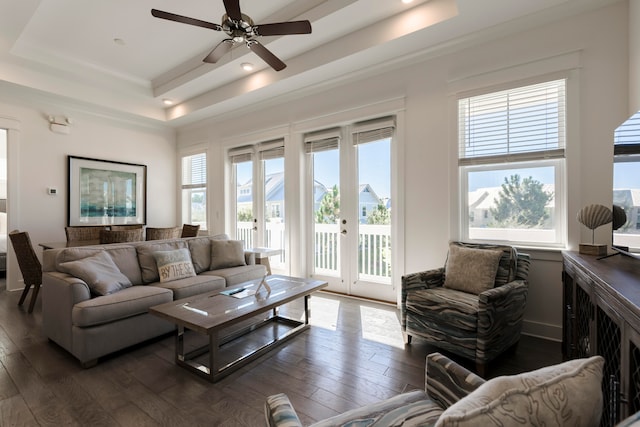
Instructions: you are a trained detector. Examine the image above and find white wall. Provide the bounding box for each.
[178,2,629,341]
[0,96,177,291]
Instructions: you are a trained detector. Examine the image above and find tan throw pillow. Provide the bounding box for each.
[443,244,503,294]
[59,250,132,296]
[153,248,196,283]
[436,355,604,427]
[210,240,246,270]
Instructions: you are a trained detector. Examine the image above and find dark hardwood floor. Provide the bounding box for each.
[0,278,562,426]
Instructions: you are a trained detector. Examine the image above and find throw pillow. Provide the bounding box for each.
[59,250,132,296]
[443,244,503,294]
[210,240,246,270]
[436,355,604,427]
[153,248,196,283]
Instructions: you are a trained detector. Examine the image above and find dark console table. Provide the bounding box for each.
[562,251,640,426]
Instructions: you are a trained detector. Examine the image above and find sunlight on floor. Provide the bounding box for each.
[307,296,340,331]
[360,305,405,349]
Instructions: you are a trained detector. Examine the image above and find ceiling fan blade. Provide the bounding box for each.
[151,9,222,31]
[203,39,235,63]
[255,21,312,36]
[223,0,242,22]
[248,41,286,71]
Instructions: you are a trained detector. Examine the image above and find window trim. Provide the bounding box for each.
[457,77,569,249]
[180,150,208,231]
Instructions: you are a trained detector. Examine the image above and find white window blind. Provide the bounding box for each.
[258,138,285,160]
[304,128,341,153]
[229,145,254,164]
[614,111,640,156]
[182,153,206,189]
[458,79,566,166]
[351,116,395,145]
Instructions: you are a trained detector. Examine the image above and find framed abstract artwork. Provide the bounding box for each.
[67,156,147,226]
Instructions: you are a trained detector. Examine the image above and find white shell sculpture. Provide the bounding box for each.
[577,204,612,230]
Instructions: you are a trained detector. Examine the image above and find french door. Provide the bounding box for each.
[307,117,395,302]
[230,140,287,274]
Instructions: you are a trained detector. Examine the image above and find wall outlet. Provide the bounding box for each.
[47,187,58,195]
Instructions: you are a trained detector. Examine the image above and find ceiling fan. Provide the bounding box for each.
[151,0,312,71]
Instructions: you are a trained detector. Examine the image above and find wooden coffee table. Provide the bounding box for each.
[149,275,327,382]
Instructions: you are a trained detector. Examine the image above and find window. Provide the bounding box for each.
[613,110,640,251]
[458,79,566,247]
[181,152,207,230]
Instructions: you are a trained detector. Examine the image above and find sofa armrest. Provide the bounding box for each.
[425,352,485,410]
[264,393,303,427]
[244,251,256,265]
[42,272,92,352]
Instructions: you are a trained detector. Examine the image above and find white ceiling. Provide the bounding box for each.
[0,0,621,127]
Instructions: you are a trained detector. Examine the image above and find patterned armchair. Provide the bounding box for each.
[401,242,530,377]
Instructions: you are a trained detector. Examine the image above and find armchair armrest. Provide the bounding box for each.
[264,393,303,427]
[477,279,528,362]
[401,268,445,327]
[426,352,485,410]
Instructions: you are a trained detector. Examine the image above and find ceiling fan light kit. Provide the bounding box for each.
[151,0,312,71]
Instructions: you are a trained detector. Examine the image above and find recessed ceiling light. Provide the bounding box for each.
[113,38,126,46]
[162,99,173,106]
[402,0,414,3]
[241,62,254,71]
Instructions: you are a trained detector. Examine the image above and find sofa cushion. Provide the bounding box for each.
[136,240,188,283]
[436,355,604,427]
[104,246,144,284]
[153,274,226,300]
[444,244,503,295]
[59,250,132,296]
[153,248,196,283]
[201,264,267,286]
[309,390,443,427]
[187,234,229,274]
[210,239,246,270]
[72,285,173,327]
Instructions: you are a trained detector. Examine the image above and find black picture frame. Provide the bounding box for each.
[67,156,147,226]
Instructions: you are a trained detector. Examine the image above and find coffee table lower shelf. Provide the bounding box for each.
[176,313,308,383]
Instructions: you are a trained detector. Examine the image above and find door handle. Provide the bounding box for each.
[341,229,347,235]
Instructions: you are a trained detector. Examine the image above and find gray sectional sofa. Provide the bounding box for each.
[41,234,267,367]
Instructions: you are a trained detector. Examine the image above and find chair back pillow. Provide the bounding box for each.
[436,356,604,427]
[443,244,503,294]
[451,242,518,286]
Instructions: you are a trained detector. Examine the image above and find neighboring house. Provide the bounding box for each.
[469,184,555,228]
[238,174,385,224]
[614,189,640,231]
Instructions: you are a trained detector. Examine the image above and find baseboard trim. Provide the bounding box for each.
[522,319,562,342]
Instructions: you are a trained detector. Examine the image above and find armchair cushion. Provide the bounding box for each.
[443,244,503,294]
[436,355,604,427]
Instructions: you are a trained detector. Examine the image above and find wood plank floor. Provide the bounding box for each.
[0,278,562,426]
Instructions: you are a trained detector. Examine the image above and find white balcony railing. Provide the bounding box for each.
[237,221,391,282]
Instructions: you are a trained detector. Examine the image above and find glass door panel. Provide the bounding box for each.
[263,157,285,272]
[234,160,254,248]
[310,147,346,292]
[350,136,395,301]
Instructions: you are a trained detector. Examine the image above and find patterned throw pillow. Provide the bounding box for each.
[210,240,246,270]
[59,250,132,296]
[436,355,604,427]
[443,244,503,295]
[153,248,196,283]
